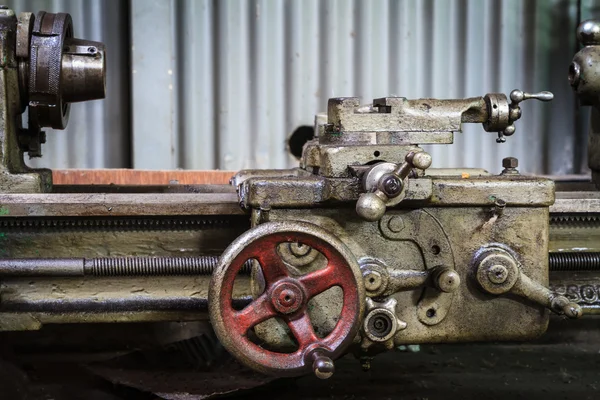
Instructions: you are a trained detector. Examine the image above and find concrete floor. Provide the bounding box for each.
[1,317,599,399]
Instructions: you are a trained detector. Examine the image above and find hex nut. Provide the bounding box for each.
[502,157,518,169]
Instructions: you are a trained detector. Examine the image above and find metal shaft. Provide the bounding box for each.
[0,256,252,277]
[549,252,600,271]
[0,252,597,277]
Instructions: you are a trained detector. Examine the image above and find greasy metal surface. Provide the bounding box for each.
[239,173,554,209]
[0,7,51,193]
[0,275,252,316]
[28,11,74,130]
[325,93,548,144]
[379,210,456,326]
[209,221,365,377]
[474,245,581,319]
[0,192,243,216]
[266,206,550,345]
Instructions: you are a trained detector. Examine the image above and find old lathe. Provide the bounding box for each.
[0,7,599,393]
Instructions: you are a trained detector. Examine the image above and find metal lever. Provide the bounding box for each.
[362,264,461,298]
[496,89,554,143]
[356,150,432,222]
[475,246,582,319]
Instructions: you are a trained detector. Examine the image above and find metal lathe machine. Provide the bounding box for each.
[0,6,600,395]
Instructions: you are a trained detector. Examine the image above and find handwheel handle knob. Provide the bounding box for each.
[312,351,335,379]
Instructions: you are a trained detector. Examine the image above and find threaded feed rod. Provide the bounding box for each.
[0,256,252,277]
[548,252,600,271]
[1,252,599,277]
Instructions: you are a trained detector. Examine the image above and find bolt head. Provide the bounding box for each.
[380,174,403,197]
[502,157,518,169]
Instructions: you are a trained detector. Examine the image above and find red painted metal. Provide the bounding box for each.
[217,231,361,373]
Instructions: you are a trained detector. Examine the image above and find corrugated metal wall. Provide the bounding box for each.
[10,0,600,174]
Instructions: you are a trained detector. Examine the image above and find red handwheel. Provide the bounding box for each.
[209,221,365,378]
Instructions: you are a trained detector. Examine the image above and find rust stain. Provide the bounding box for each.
[52,169,235,185]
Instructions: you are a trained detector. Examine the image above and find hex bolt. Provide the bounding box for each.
[502,157,518,169]
[387,216,405,233]
[501,157,519,175]
[380,174,403,197]
[488,264,509,284]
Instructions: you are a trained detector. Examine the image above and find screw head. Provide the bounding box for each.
[488,265,509,284]
[502,157,518,169]
[380,174,403,197]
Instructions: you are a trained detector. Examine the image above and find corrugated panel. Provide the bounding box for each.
[130,0,595,175]
[6,0,129,169]
[3,1,597,174]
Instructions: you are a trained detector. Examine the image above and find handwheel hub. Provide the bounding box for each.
[271,280,305,314]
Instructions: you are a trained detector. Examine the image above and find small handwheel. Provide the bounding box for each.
[209,221,365,378]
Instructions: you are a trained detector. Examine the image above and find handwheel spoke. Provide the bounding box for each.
[257,247,290,284]
[286,311,319,349]
[298,265,338,298]
[233,292,277,334]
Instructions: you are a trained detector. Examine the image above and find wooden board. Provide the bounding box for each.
[52,169,235,185]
